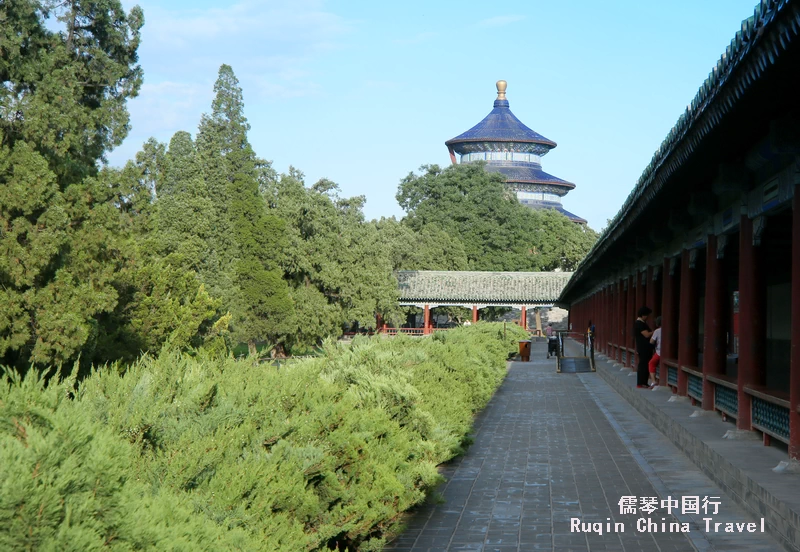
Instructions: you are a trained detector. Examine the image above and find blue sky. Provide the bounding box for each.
[112,0,760,231]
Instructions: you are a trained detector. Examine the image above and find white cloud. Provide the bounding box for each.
[108,0,354,166]
[477,15,525,27]
[138,0,351,79]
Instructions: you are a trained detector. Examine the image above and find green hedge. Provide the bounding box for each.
[0,323,527,551]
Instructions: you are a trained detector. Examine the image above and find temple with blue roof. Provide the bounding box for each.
[445,80,586,224]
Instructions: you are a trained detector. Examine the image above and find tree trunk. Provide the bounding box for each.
[272,343,288,359]
[248,340,257,356]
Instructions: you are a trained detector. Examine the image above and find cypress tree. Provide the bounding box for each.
[197,65,294,354]
[154,131,215,275]
[0,0,143,367]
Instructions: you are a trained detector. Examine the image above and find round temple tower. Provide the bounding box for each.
[445,80,585,224]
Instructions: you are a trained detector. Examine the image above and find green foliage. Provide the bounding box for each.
[0,0,144,369]
[0,0,144,183]
[0,143,127,367]
[397,163,597,271]
[154,131,215,275]
[267,170,400,349]
[373,217,469,271]
[95,259,220,362]
[1,323,525,551]
[196,65,295,350]
[526,208,599,271]
[0,369,250,551]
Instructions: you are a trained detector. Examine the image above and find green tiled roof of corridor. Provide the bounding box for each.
[396,271,572,303]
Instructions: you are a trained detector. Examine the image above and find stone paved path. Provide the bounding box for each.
[384,341,782,552]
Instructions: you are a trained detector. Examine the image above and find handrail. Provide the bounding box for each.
[662,358,679,369]
[706,373,737,391]
[680,365,703,378]
[380,327,455,336]
[743,384,790,410]
[381,328,424,336]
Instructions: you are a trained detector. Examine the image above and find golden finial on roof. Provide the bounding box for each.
[496,80,507,100]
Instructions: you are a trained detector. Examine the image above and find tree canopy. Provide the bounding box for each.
[0,0,145,368]
[1,3,597,367]
[397,163,597,272]
[196,65,295,353]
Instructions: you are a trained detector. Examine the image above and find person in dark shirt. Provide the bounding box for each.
[633,306,654,388]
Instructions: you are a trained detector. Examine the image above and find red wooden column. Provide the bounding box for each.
[472,305,479,324]
[595,291,600,351]
[609,285,615,358]
[661,257,678,387]
[635,270,645,369]
[423,304,431,335]
[628,274,636,367]
[636,270,645,312]
[677,249,699,397]
[520,306,527,330]
[652,266,662,322]
[791,195,800,458]
[738,216,765,430]
[645,266,656,316]
[602,286,608,354]
[619,279,627,363]
[603,286,609,354]
[567,304,571,331]
[703,235,725,410]
[619,281,624,362]
[608,280,619,361]
[609,284,614,356]
[595,290,600,346]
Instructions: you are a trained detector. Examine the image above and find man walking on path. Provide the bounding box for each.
[634,307,654,388]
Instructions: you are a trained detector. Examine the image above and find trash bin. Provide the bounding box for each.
[518,340,531,362]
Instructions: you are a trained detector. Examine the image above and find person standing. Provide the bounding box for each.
[633,307,654,388]
[545,322,558,358]
[648,316,662,388]
[587,320,596,352]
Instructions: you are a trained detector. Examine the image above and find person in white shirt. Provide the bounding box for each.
[648,316,662,389]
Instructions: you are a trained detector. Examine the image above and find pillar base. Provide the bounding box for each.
[689,409,717,418]
[722,429,759,441]
[772,459,800,473]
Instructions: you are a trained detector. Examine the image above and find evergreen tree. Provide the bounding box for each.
[374,217,469,271]
[397,163,598,271]
[265,170,402,348]
[0,0,143,368]
[88,138,219,364]
[154,131,215,275]
[197,65,294,354]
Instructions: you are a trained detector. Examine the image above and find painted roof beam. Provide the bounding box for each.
[712,162,751,196]
[668,209,694,233]
[688,191,718,218]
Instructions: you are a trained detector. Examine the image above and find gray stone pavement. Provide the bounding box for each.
[384,341,782,552]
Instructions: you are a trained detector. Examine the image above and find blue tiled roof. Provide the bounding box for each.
[519,200,587,224]
[445,99,557,152]
[484,163,574,189]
